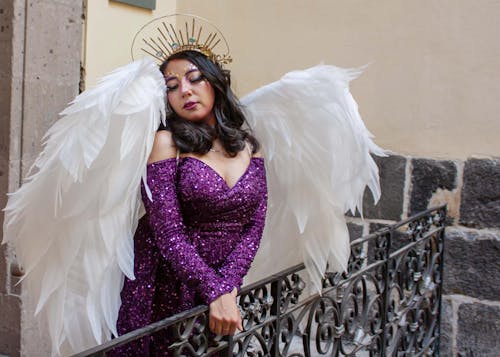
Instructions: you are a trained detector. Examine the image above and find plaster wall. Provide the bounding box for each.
[84,0,176,88]
[176,0,500,160]
[86,0,500,160]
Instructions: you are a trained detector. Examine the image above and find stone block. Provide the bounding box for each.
[0,294,20,357]
[361,154,406,221]
[0,157,7,190]
[20,0,83,177]
[0,157,8,295]
[443,229,500,300]
[0,1,14,43]
[0,244,6,294]
[0,0,13,159]
[9,271,21,297]
[0,91,11,156]
[0,156,8,206]
[21,81,79,174]
[24,1,82,84]
[347,221,364,241]
[460,158,500,229]
[439,297,453,357]
[457,302,499,356]
[409,158,457,218]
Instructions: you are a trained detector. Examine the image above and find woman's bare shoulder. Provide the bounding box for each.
[249,142,263,158]
[148,130,177,164]
[252,149,263,158]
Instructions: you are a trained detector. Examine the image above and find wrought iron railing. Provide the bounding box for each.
[75,205,446,356]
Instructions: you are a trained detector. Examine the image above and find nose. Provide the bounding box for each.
[180,78,193,97]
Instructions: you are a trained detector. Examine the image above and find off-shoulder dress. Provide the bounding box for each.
[114,155,267,355]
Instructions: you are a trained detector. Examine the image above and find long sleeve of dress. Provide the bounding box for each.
[218,179,268,289]
[144,158,234,304]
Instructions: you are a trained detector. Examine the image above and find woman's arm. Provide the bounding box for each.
[145,131,242,335]
[147,130,177,163]
[144,131,233,303]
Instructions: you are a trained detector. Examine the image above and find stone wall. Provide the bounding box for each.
[0,1,21,355]
[347,154,500,356]
[0,1,83,356]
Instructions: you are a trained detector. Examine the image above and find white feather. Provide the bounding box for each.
[2,58,165,355]
[243,65,386,291]
[3,59,383,354]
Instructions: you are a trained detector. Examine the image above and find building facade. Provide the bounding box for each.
[1,1,498,355]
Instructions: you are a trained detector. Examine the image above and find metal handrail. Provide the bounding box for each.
[75,205,447,356]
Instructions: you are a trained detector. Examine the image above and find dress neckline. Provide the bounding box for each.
[180,156,263,191]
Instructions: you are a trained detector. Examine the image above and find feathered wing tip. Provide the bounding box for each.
[2,58,166,355]
[243,64,387,292]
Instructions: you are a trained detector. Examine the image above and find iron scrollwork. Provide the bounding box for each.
[78,206,446,357]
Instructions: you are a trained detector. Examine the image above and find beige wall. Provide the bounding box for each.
[84,0,176,87]
[86,1,500,160]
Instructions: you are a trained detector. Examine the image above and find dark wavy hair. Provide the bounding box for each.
[159,51,260,157]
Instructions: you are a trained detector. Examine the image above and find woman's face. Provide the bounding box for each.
[164,59,216,125]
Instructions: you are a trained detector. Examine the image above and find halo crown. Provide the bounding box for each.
[131,14,232,66]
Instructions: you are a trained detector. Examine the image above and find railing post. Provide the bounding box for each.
[379,229,392,356]
[270,278,282,356]
[225,335,233,357]
[435,206,447,357]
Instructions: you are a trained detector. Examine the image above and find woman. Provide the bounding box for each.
[3,16,384,356]
[114,50,268,355]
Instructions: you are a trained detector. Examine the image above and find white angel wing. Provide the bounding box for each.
[2,58,165,355]
[242,65,386,292]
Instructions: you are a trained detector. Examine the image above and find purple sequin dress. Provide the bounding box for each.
[113,156,267,355]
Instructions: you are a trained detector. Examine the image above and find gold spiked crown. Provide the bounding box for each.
[131,14,232,66]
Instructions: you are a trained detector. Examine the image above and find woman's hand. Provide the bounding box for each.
[208,288,242,336]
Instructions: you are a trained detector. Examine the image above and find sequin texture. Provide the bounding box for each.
[113,157,267,355]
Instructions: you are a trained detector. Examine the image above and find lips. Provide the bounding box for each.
[183,101,197,110]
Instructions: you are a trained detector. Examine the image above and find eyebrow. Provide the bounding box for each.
[164,68,200,82]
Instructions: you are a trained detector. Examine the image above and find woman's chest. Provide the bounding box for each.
[176,157,266,213]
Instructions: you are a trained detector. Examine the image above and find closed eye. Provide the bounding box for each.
[189,74,204,83]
